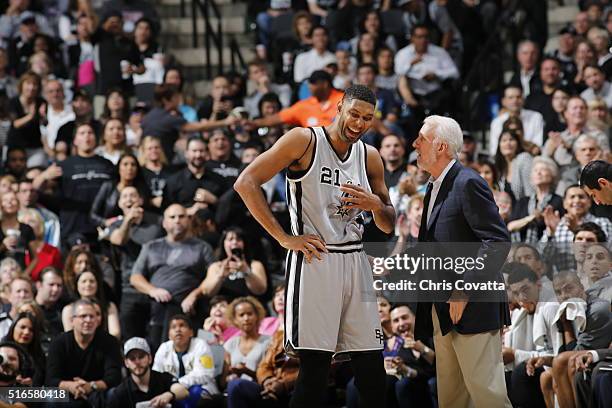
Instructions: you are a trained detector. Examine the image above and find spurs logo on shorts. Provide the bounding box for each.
[284,126,382,354]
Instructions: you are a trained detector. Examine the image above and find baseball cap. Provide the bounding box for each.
[20,11,36,25]
[123,337,151,356]
[308,70,333,85]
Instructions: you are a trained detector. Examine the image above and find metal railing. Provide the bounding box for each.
[180,0,247,79]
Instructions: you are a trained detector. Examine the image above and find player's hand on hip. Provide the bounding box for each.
[339,183,384,212]
[280,234,327,263]
[447,299,468,324]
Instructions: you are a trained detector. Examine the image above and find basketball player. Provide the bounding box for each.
[234,85,395,407]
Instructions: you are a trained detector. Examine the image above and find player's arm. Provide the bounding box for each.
[339,145,395,234]
[234,127,327,260]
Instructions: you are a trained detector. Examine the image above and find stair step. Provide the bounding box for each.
[170,46,255,67]
[161,32,254,49]
[548,5,579,24]
[162,16,245,35]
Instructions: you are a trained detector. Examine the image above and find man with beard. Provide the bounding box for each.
[235,85,395,407]
[162,136,226,215]
[108,337,188,408]
[0,342,28,408]
[130,204,215,351]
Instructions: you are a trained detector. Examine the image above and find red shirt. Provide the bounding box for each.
[26,243,63,281]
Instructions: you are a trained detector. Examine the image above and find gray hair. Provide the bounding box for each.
[531,155,560,185]
[573,134,600,154]
[71,298,97,317]
[517,40,538,55]
[423,115,463,158]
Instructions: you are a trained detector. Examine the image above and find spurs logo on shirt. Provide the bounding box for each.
[286,126,370,249]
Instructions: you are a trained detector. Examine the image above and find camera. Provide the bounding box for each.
[231,248,244,259]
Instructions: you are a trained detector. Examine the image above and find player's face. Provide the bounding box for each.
[583,180,612,205]
[583,244,611,282]
[337,99,374,144]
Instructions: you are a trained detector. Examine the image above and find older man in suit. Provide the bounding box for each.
[412,115,512,408]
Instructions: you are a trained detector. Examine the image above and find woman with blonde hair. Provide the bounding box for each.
[0,257,22,304]
[139,135,171,208]
[586,97,611,135]
[18,208,62,281]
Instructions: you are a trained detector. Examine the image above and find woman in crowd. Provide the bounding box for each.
[138,135,172,209]
[163,67,198,122]
[573,40,597,93]
[545,87,570,135]
[61,268,120,338]
[18,208,62,281]
[586,97,611,136]
[355,32,377,65]
[0,258,22,304]
[132,18,165,103]
[507,156,563,243]
[63,248,115,303]
[7,72,46,167]
[494,129,534,201]
[203,295,239,345]
[223,297,271,390]
[100,88,130,124]
[375,46,399,91]
[67,14,96,92]
[0,191,36,272]
[477,159,500,192]
[350,10,397,54]
[58,0,97,43]
[0,174,17,195]
[3,312,46,386]
[200,227,268,302]
[91,152,149,228]
[95,118,131,165]
[259,283,284,336]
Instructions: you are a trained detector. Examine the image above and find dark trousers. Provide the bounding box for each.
[510,361,546,408]
[346,374,434,408]
[119,292,150,340]
[227,378,291,408]
[575,362,612,408]
[289,350,385,408]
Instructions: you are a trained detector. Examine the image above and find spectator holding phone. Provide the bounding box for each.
[199,227,267,303]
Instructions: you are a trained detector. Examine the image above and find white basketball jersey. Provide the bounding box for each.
[286,126,371,249]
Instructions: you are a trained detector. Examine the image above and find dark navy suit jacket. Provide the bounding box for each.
[413,161,511,339]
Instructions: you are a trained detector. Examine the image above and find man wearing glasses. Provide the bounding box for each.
[45,298,122,408]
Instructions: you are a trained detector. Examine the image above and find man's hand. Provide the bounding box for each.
[43,162,63,181]
[447,299,467,324]
[411,55,424,66]
[149,287,172,303]
[125,206,144,225]
[339,184,384,212]
[181,291,198,314]
[502,347,515,364]
[279,234,327,263]
[564,212,580,233]
[194,188,217,205]
[542,206,561,236]
[149,391,174,408]
[574,352,594,372]
[526,357,546,376]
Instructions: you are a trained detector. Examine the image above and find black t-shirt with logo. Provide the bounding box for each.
[58,155,114,241]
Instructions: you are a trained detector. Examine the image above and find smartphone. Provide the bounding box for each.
[231,248,244,258]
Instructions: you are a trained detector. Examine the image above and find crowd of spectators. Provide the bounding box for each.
[0,0,609,407]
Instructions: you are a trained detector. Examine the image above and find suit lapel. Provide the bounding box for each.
[427,162,462,231]
[418,182,433,241]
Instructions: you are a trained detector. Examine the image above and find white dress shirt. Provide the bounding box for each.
[394,44,459,96]
[427,159,456,227]
[580,81,612,109]
[489,109,544,156]
[520,70,535,97]
[41,105,75,148]
[293,49,336,83]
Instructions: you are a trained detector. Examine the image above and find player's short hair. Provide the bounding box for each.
[580,160,611,190]
[342,84,377,107]
[574,222,607,242]
[504,262,539,285]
